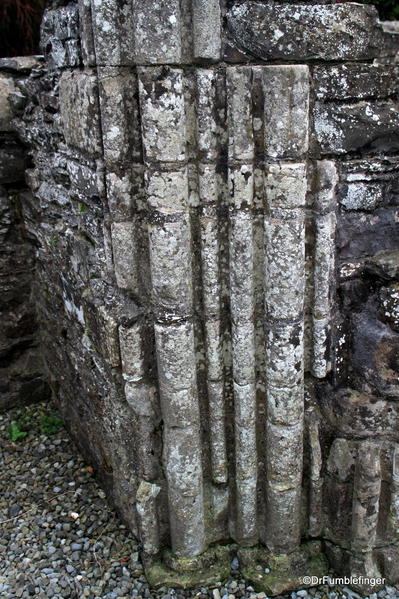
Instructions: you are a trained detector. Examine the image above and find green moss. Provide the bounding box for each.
[238,542,328,596]
[145,545,231,589]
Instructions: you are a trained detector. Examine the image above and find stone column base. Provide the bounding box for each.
[237,541,328,595]
[144,541,328,593]
[144,545,232,589]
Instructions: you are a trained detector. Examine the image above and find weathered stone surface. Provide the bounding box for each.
[192,0,221,60]
[0,74,16,131]
[138,68,186,163]
[59,71,101,155]
[263,66,310,159]
[337,208,399,261]
[312,64,397,101]
[41,6,81,68]
[98,68,141,168]
[314,101,399,155]
[148,218,193,316]
[264,217,305,321]
[111,222,138,291]
[226,3,385,62]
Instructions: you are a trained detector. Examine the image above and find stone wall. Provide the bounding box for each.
[0,57,50,412]
[6,0,399,592]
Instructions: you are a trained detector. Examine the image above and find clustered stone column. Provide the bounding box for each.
[6,0,399,593]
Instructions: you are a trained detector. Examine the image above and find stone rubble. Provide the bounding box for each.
[1,402,399,599]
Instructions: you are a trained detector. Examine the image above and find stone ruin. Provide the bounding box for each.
[1,0,399,593]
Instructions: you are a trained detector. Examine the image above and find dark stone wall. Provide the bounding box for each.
[0,57,51,411]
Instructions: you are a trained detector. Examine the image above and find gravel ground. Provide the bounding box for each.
[1,401,398,599]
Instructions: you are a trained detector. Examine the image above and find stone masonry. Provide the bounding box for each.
[0,56,51,412]
[2,0,399,593]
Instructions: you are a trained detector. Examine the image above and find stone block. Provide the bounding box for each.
[204,319,224,381]
[266,163,307,209]
[0,74,16,132]
[226,67,254,162]
[119,322,145,381]
[266,422,303,487]
[163,425,205,556]
[111,222,138,290]
[197,165,221,206]
[264,216,305,321]
[148,217,193,315]
[262,66,310,159]
[192,0,221,60]
[233,381,258,542]
[89,0,134,65]
[340,182,384,211]
[314,101,399,155]
[41,6,81,68]
[313,160,338,212]
[146,168,188,214]
[136,480,161,554]
[134,0,183,64]
[66,159,99,198]
[264,485,301,552]
[98,68,141,167]
[154,320,197,400]
[106,170,141,222]
[337,207,399,261]
[266,322,304,388]
[229,211,255,324]
[138,68,186,163]
[267,384,304,427]
[312,64,397,101]
[78,0,96,66]
[196,70,223,162]
[200,210,221,317]
[226,3,385,62]
[232,319,256,385]
[59,71,101,156]
[229,165,254,209]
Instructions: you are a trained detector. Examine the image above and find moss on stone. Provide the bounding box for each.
[238,542,328,596]
[144,545,232,589]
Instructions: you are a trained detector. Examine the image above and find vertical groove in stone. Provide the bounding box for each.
[308,418,324,537]
[262,64,310,553]
[192,0,221,60]
[389,445,399,539]
[138,66,206,557]
[351,442,382,553]
[226,66,258,544]
[312,160,338,379]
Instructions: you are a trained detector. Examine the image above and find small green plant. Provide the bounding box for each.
[7,409,64,441]
[39,413,64,435]
[50,235,58,247]
[79,203,87,213]
[9,422,28,442]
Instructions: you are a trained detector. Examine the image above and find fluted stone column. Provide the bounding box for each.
[11,0,399,593]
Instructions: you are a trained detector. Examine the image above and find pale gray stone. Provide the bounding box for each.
[59,71,101,155]
[148,217,193,315]
[262,65,310,159]
[0,74,16,132]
